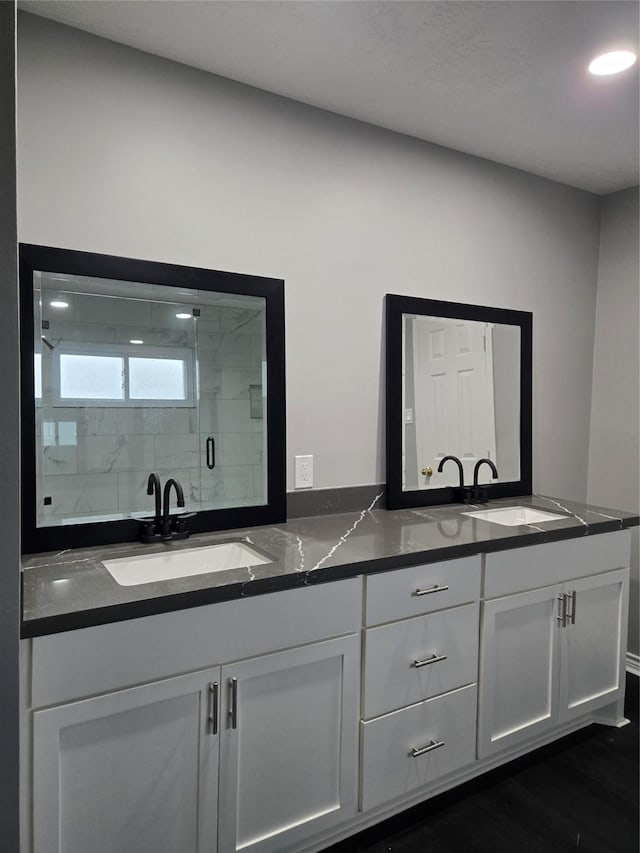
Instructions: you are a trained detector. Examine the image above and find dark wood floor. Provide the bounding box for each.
[325,674,639,853]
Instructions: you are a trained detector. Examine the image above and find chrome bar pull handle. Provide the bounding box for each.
[414,584,449,597]
[208,682,219,735]
[410,738,445,758]
[567,590,577,625]
[556,593,567,627]
[413,653,448,668]
[228,677,238,729]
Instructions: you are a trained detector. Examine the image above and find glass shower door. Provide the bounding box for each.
[195,294,268,513]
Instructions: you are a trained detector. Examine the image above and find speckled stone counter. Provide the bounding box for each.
[21,494,639,637]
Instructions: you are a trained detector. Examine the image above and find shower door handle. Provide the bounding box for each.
[206,436,216,469]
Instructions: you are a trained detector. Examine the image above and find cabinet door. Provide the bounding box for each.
[218,635,359,853]
[478,585,562,758]
[559,568,629,723]
[33,668,220,853]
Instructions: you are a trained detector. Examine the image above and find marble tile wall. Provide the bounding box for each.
[36,298,267,526]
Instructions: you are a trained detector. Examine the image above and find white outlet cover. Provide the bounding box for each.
[294,454,314,489]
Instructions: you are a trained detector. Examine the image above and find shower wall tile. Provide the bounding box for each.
[253,464,267,500]
[42,445,78,477]
[197,465,256,502]
[117,407,197,436]
[76,435,155,474]
[251,336,266,361]
[199,399,253,434]
[198,366,223,397]
[219,308,264,335]
[39,472,119,518]
[154,434,200,469]
[47,408,119,436]
[219,433,263,467]
[221,369,262,401]
[195,306,221,331]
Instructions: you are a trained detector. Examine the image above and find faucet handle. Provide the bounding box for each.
[172,512,194,540]
[471,485,489,503]
[139,518,158,543]
[455,486,473,504]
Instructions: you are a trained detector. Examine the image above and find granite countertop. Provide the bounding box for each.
[21,494,639,637]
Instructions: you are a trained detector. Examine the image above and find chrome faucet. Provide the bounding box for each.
[472,459,499,503]
[437,455,471,503]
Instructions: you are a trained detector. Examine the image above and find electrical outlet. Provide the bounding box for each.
[294,455,314,489]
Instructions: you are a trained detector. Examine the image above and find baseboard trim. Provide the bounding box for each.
[626,652,640,676]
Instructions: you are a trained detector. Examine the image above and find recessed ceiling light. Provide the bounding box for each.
[588,50,637,76]
[175,312,191,319]
[129,339,144,345]
[50,300,69,309]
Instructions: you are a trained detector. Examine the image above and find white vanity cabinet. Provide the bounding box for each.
[218,635,359,853]
[26,580,361,853]
[478,533,630,758]
[23,528,634,853]
[359,556,481,811]
[33,668,221,853]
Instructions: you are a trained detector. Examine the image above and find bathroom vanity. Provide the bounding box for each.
[20,496,637,853]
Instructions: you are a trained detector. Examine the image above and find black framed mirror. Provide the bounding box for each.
[20,244,286,553]
[385,294,532,510]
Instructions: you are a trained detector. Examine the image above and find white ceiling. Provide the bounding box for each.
[18,0,640,195]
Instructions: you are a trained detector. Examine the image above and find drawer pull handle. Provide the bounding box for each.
[413,653,448,668]
[411,738,445,758]
[414,584,449,597]
[556,593,567,627]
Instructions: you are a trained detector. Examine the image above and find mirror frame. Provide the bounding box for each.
[20,243,286,553]
[385,293,532,510]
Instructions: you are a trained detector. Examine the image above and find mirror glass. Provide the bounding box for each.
[21,245,285,552]
[402,314,520,490]
[386,294,532,510]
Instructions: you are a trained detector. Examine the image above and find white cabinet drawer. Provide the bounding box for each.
[365,556,481,626]
[362,603,479,719]
[484,530,631,599]
[360,684,477,811]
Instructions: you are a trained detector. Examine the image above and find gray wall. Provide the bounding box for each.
[0,2,20,848]
[17,14,602,500]
[587,186,640,656]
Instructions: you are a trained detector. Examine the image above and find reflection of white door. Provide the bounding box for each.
[413,320,496,489]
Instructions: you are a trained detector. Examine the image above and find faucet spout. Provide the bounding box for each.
[146,473,162,521]
[473,458,499,486]
[437,455,465,488]
[162,478,185,537]
[471,459,499,503]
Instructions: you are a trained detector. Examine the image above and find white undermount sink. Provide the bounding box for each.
[103,541,272,586]
[462,506,567,526]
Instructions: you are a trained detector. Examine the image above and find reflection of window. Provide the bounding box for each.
[49,343,195,407]
[129,357,186,400]
[60,354,124,400]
